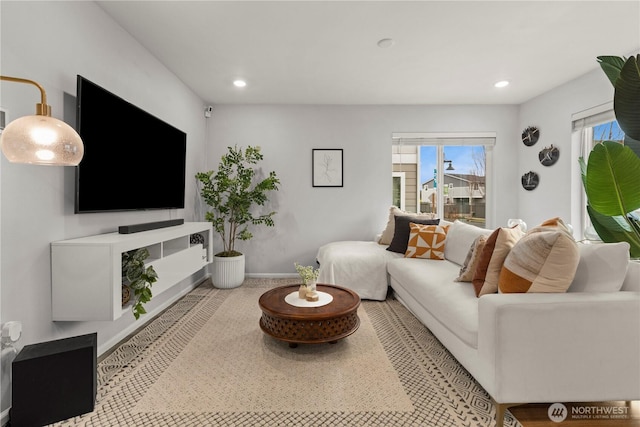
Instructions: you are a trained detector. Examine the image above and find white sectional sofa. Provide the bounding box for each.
[316,240,402,300]
[316,219,640,427]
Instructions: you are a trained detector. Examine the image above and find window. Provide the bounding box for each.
[392,172,406,211]
[392,132,495,228]
[572,103,633,239]
[593,120,625,145]
[420,145,487,227]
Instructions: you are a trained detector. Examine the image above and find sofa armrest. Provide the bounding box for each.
[478,291,640,404]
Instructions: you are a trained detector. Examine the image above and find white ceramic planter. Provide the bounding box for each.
[212,254,245,289]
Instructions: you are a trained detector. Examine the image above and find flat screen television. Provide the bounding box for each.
[75,75,186,213]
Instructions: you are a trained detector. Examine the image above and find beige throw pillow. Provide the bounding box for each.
[472,226,525,297]
[379,206,436,245]
[499,218,580,293]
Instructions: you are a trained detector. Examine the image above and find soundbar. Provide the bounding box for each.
[118,219,184,234]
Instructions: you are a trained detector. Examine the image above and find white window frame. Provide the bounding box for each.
[392,171,406,211]
[571,102,616,240]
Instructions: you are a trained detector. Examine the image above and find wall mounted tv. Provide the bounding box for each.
[75,75,187,213]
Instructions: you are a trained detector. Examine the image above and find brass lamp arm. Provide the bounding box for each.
[0,75,51,116]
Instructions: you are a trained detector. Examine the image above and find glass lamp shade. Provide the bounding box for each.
[0,115,84,166]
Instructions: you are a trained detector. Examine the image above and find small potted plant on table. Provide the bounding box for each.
[295,262,319,299]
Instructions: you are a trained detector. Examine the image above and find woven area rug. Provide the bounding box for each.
[54,278,522,427]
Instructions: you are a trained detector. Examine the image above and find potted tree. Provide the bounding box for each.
[196,145,280,288]
[579,54,640,258]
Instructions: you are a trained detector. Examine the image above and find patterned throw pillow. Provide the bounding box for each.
[499,217,579,293]
[455,235,487,282]
[472,226,525,296]
[404,223,450,260]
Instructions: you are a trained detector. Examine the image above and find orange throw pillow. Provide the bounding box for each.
[405,223,450,260]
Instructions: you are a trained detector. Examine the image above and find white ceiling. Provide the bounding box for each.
[97,1,640,105]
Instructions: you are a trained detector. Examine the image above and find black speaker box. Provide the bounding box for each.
[118,218,184,234]
[10,333,97,427]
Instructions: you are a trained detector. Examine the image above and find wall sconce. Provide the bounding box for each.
[0,75,84,166]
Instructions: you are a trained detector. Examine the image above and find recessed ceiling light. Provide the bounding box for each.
[494,80,509,88]
[233,79,247,88]
[377,38,394,48]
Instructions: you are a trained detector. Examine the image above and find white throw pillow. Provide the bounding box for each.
[622,261,640,291]
[443,220,492,266]
[567,242,630,292]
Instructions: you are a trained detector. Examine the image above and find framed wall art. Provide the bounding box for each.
[312,149,343,187]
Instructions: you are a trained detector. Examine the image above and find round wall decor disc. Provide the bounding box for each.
[522,126,540,146]
[521,171,539,191]
[538,145,560,166]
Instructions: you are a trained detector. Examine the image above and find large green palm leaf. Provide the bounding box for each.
[598,55,640,157]
[587,206,640,258]
[583,141,640,257]
[585,141,640,216]
[582,55,640,257]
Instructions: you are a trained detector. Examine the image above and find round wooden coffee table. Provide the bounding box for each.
[258,284,360,347]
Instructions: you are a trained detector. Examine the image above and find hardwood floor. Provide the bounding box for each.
[510,401,640,426]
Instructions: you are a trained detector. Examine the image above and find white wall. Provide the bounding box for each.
[209,56,632,274]
[0,1,208,415]
[206,104,520,273]
[517,54,637,234]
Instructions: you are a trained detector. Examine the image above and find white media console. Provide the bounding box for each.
[51,222,213,321]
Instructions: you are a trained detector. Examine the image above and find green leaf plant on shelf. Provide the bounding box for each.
[122,248,158,320]
[579,54,640,258]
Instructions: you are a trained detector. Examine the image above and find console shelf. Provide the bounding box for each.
[51,222,213,321]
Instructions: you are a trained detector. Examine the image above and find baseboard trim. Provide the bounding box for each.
[246,273,297,279]
[1,407,9,427]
